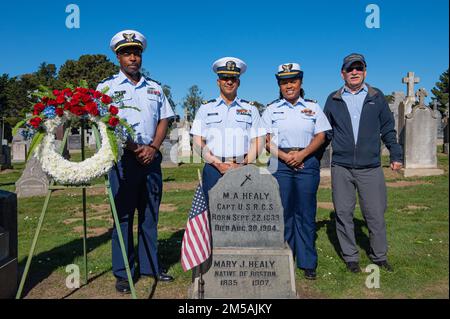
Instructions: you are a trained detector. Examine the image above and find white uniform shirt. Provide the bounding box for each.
[190,97,265,157]
[262,98,331,148]
[96,70,175,145]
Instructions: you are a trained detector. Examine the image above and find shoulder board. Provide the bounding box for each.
[99,75,115,84]
[145,76,161,85]
[202,99,217,104]
[304,98,318,103]
[240,99,255,106]
[267,99,280,106]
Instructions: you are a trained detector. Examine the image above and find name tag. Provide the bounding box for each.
[273,111,284,114]
[236,109,251,116]
[147,88,161,96]
[301,108,316,116]
[207,112,219,116]
[113,90,126,99]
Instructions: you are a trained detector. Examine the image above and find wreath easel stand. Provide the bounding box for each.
[15,120,137,299]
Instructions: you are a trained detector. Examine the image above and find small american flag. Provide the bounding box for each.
[181,184,211,271]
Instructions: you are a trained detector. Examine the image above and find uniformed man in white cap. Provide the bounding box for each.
[189,57,265,278]
[190,57,265,204]
[97,29,175,293]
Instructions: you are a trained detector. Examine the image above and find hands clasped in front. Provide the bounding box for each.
[282,150,306,169]
[134,145,157,165]
[127,141,157,166]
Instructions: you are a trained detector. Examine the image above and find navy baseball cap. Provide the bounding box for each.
[342,53,367,70]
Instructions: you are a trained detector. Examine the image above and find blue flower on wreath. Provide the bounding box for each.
[43,106,56,119]
[20,128,36,140]
[98,105,108,117]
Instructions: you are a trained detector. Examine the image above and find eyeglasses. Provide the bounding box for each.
[345,65,365,73]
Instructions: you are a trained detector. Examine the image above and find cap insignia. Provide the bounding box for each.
[122,33,136,42]
[282,64,293,72]
[226,61,236,71]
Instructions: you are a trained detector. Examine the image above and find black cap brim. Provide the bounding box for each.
[342,59,366,70]
[276,71,303,80]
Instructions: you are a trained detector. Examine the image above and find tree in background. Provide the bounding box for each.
[58,54,119,88]
[1,63,61,121]
[385,94,394,104]
[431,69,449,114]
[34,62,58,88]
[182,85,203,121]
[0,74,8,116]
[252,101,265,115]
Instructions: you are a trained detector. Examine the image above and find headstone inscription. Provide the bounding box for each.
[191,165,296,299]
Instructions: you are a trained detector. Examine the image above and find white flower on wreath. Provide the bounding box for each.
[35,114,121,185]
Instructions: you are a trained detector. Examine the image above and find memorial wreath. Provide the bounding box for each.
[13,81,136,185]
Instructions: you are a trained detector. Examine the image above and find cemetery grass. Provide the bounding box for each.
[2,155,448,299]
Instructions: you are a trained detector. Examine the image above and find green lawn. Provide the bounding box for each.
[1,153,448,298]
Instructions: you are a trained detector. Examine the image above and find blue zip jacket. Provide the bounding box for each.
[323,83,403,168]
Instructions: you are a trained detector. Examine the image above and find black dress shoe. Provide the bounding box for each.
[345,261,361,273]
[115,278,131,294]
[157,272,174,282]
[374,260,393,272]
[304,269,317,280]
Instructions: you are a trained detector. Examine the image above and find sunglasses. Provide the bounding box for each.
[345,65,365,72]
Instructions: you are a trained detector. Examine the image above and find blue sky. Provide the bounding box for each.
[0,0,448,115]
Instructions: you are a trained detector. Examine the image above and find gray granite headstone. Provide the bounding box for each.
[161,138,178,168]
[191,165,296,299]
[68,134,81,150]
[389,92,405,138]
[432,101,444,140]
[0,190,18,298]
[178,121,192,160]
[12,142,27,163]
[15,157,50,198]
[403,91,444,177]
[320,145,332,176]
[436,111,444,139]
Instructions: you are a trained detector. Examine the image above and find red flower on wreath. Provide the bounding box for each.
[63,88,73,97]
[70,106,85,116]
[55,107,64,117]
[93,91,102,99]
[70,96,80,106]
[29,117,42,128]
[56,95,66,104]
[108,116,119,127]
[33,103,45,114]
[101,94,112,105]
[81,94,92,104]
[109,105,119,115]
[85,102,99,116]
[75,87,89,94]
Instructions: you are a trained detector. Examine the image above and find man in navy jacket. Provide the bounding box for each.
[323,53,403,273]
